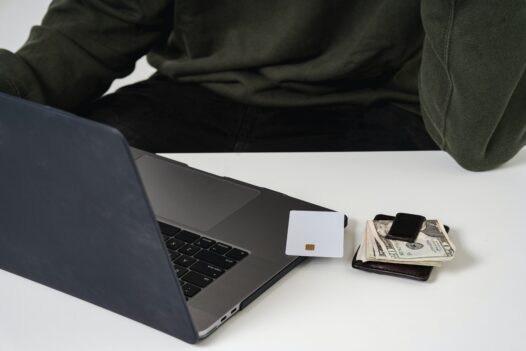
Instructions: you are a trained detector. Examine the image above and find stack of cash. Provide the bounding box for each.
[356,219,455,267]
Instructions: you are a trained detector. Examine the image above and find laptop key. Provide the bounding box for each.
[178,244,201,256]
[226,248,248,261]
[210,243,231,255]
[182,283,201,298]
[174,255,197,268]
[173,264,188,278]
[195,250,236,269]
[183,271,213,288]
[170,251,182,261]
[166,238,185,251]
[194,237,216,249]
[191,261,224,279]
[158,222,181,236]
[175,230,200,243]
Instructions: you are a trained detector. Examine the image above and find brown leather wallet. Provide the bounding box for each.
[351,214,450,281]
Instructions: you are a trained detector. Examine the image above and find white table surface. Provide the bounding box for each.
[1,150,525,351]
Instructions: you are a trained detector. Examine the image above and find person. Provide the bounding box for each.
[0,1,524,171]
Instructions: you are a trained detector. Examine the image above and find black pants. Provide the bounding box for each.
[79,75,439,153]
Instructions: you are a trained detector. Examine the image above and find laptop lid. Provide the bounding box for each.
[0,93,198,343]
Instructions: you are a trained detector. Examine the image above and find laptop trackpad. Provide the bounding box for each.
[136,155,260,232]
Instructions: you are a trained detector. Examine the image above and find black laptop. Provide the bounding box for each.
[0,93,345,343]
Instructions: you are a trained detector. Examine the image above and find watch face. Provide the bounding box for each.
[388,213,425,241]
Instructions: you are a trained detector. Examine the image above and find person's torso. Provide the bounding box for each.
[148,0,424,110]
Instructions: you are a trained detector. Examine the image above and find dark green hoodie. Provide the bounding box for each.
[0,0,525,171]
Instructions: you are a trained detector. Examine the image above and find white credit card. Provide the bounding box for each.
[285,210,345,258]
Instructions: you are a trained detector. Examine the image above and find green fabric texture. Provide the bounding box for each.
[0,0,525,171]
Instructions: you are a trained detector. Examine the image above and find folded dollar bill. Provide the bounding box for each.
[356,219,455,267]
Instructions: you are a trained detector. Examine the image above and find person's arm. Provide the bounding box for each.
[0,0,172,111]
[419,0,526,171]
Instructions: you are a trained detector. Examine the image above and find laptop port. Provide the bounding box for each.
[220,316,227,322]
[231,307,238,314]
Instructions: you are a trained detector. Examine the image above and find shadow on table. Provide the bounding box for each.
[344,216,357,261]
[498,149,526,171]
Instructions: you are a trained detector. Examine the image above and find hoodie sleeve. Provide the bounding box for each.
[419,0,526,171]
[0,0,173,111]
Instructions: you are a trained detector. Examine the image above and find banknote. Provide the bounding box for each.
[357,219,455,267]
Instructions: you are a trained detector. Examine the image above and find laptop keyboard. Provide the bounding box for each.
[157,221,249,299]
